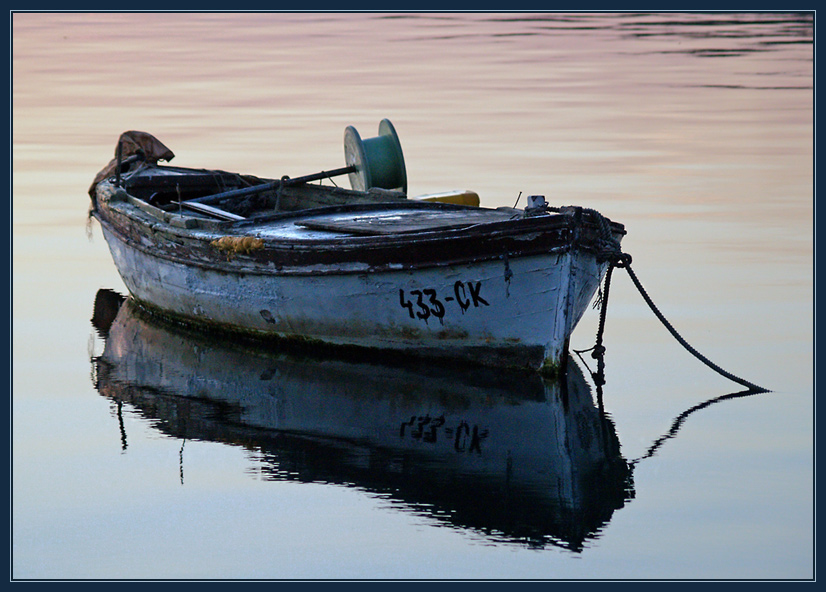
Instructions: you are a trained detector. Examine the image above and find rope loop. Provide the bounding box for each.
[614,253,632,268]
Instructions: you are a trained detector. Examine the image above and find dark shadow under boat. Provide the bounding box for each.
[90,288,634,552]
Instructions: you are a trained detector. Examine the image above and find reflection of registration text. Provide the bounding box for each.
[399,414,490,453]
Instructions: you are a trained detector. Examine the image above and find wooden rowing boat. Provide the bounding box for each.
[89,122,625,374]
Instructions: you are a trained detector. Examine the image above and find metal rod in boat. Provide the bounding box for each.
[115,140,122,187]
[186,165,356,205]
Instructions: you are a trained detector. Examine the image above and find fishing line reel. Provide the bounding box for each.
[344,119,408,194]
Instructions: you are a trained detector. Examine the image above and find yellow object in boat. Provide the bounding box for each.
[414,190,480,207]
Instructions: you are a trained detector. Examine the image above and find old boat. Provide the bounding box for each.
[88,121,625,374]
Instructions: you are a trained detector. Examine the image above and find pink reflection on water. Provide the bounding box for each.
[13,12,811,243]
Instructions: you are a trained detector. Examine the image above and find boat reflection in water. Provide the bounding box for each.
[90,288,634,552]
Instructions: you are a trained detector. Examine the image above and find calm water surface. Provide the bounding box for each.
[12,12,813,580]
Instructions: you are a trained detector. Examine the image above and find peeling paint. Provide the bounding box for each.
[211,235,265,256]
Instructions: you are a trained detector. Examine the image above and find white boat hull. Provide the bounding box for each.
[100,223,607,371]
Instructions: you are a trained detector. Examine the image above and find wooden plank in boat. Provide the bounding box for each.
[295,209,516,235]
[182,201,246,221]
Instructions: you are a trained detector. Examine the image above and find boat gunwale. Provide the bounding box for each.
[95,178,624,240]
[92,176,626,277]
[93,210,581,277]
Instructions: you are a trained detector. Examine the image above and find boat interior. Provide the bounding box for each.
[94,124,613,240]
[113,163,527,238]
[94,122,487,226]
[121,164,409,220]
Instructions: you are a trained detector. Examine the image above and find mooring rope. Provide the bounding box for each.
[576,207,768,393]
[628,388,765,466]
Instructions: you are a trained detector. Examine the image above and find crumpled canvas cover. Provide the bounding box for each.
[88,131,175,197]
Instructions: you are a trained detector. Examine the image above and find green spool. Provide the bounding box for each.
[344,119,407,194]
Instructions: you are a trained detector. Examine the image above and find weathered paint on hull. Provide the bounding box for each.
[100,224,607,371]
